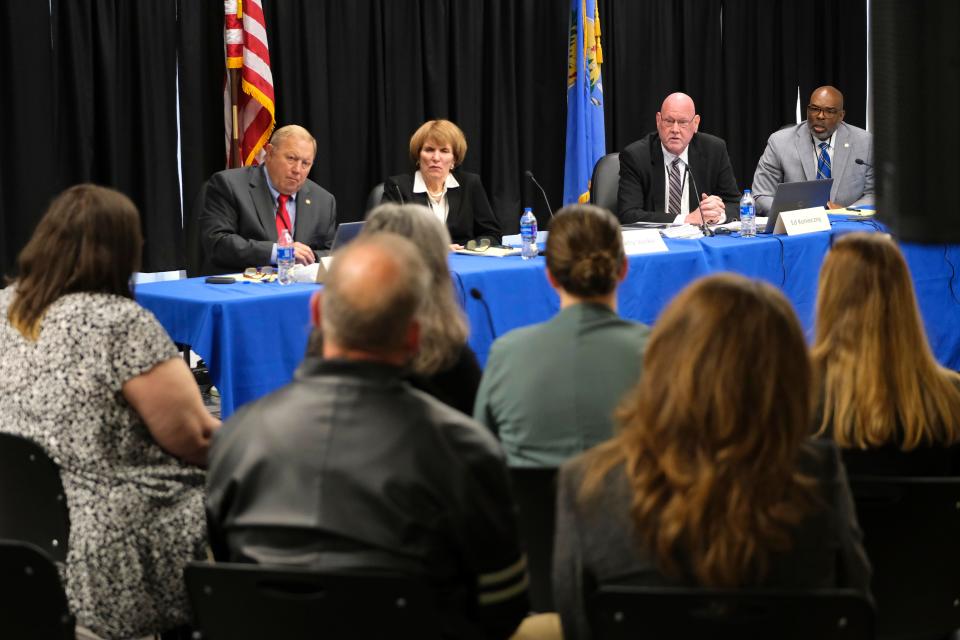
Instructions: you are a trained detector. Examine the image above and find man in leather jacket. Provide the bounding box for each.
[205,233,528,638]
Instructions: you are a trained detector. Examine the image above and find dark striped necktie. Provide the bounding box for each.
[668,158,682,216]
[816,142,832,180]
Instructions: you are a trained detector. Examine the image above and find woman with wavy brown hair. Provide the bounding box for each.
[553,274,870,639]
[813,232,960,474]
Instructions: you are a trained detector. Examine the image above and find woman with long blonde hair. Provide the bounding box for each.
[553,274,870,639]
[814,232,960,474]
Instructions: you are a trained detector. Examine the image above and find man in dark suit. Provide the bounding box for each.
[199,125,336,274]
[617,93,741,224]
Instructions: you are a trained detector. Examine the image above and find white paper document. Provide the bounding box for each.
[621,229,670,255]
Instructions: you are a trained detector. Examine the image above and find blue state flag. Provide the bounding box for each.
[563,0,606,205]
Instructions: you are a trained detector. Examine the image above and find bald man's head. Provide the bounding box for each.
[656,92,701,155]
[320,233,429,359]
[806,86,845,141]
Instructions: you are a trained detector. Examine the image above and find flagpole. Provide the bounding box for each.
[229,68,242,168]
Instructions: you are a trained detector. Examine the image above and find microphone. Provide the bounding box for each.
[678,160,713,237]
[469,288,497,340]
[854,158,873,168]
[392,181,405,205]
[524,170,554,219]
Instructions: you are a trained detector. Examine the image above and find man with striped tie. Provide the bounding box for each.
[618,92,742,225]
[752,86,874,215]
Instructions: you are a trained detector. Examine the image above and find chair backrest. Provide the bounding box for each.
[185,180,209,277]
[589,152,621,215]
[509,467,558,612]
[184,562,440,639]
[850,476,960,640]
[591,585,874,640]
[0,540,75,640]
[366,182,385,214]
[0,433,70,562]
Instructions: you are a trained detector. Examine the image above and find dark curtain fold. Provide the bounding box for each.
[2,0,869,275]
[0,3,56,279]
[52,0,182,272]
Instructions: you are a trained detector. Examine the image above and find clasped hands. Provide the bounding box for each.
[684,193,725,225]
[292,242,316,265]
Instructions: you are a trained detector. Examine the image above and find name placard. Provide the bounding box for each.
[774,207,832,236]
[622,229,669,255]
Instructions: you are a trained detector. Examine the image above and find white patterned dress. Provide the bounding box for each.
[0,288,207,639]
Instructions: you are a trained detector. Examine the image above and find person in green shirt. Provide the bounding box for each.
[473,203,650,468]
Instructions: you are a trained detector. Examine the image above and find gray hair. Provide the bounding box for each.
[321,233,429,355]
[270,124,317,155]
[363,203,469,374]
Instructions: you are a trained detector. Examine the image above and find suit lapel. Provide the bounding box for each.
[829,124,850,201]
[688,138,704,205]
[648,138,666,211]
[796,126,817,181]
[293,183,315,243]
[250,167,278,241]
[447,178,464,229]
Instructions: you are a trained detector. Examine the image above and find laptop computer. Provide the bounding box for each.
[330,221,364,251]
[762,179,833,233]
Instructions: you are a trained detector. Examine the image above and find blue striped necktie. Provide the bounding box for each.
[816,142,832,180]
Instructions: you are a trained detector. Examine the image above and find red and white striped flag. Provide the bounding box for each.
[224,0,275,167]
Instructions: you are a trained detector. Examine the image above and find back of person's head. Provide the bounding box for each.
[321,233,430,358]
[581,273,816,587]
[362,203,468,374]
[814,232,960,448]
[8,184,142,340]
[546,204,625,298]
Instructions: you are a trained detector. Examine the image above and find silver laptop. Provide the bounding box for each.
[330,221,364,251]
[763,179,833,233]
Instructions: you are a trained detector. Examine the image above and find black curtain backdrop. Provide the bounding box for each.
[0,3,56,281]
[0,0,867,276]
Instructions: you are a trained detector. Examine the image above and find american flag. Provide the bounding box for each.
[224,0,275,167]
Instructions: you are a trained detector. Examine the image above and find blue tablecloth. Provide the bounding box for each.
[136,218,960,418]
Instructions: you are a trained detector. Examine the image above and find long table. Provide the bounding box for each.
[136,218,960,418]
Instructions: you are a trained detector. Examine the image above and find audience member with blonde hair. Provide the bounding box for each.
[814,232,960,474]
[554,274,870,639]
[382,119,501,245]
[0,185,219,638]
[362,202,481,414]
[474,203,649,467]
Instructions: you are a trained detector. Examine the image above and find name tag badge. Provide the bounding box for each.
[774,207,831,236]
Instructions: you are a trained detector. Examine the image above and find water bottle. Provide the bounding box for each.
[277,229,295,285]
[520,207,538,260]
[740,189,757,238]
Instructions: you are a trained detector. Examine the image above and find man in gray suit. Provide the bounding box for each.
[199,124,336,274]
[752,86,874,214]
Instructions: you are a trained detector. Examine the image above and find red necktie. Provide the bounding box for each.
[276,194,292,239]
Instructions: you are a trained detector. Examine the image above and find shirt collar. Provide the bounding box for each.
[660,144,689,166]
[262,165,297,202]
[811,130,837,151]
[413,170,460,193]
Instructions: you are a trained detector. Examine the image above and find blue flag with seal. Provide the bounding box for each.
[563,0,606,205]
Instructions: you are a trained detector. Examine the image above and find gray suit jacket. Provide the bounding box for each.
[751,122,874,214]
[199,166,336,274]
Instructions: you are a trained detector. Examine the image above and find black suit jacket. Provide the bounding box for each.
[617,131,741,224]
[382,170,501,245]
[199,165,337,274]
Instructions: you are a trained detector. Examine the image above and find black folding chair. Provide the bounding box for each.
[851,476,960,640]
[0,540,75,640]
[509,467,558,612]
[589,152,621,216]
[0,432,70,562]
[184,562,440,639]
[590,585,874,640]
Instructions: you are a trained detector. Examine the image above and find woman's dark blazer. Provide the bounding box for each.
[382,170,502,245]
